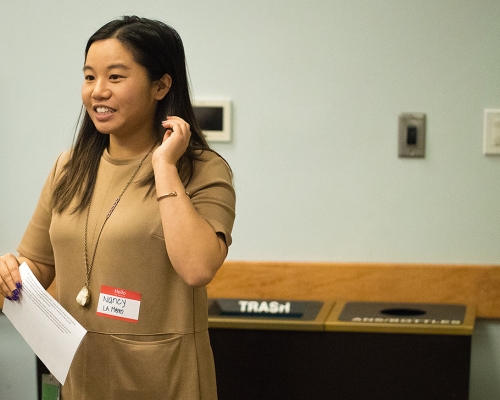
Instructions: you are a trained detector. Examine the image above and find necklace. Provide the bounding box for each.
[76,146,154,307]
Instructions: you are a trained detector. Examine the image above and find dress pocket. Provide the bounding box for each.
[107,333,190,399]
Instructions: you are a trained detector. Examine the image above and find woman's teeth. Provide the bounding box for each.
[96,107,115,114]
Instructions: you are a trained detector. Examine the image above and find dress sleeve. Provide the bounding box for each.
[185,152,236,247]
[17,152,69,265]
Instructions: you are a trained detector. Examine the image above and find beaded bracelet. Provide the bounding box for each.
[157,191,191,201]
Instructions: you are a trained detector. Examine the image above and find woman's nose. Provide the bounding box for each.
[92,79,111,100]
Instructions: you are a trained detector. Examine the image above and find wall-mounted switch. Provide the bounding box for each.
[483,109,500,155]
[398,113,426,158]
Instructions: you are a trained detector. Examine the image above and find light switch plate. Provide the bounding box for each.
[398,113,426,158]
[483,109,500,155]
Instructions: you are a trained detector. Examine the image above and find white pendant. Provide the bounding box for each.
[76,286,90,307]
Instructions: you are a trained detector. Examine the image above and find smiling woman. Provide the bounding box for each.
[81,39,169,153]
[0,15,235,400]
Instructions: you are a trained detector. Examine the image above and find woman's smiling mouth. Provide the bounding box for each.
[95,106,116,114]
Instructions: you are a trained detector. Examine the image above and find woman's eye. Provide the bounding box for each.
[84,75,95,81]
[109,74,121,80]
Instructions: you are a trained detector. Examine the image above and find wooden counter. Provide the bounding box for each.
[207,261,500,319]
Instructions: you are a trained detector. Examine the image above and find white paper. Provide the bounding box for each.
[3,263,87,384]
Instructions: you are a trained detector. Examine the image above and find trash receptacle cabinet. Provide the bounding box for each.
[208,299,475,400]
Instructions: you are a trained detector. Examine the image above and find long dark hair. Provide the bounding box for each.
[52,16,211,213]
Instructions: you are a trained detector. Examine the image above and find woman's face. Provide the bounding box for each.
[82,38,160,144]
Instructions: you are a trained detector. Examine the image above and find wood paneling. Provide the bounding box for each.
[207,261,500,319]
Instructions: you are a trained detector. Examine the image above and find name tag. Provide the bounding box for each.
[96,285,141,323]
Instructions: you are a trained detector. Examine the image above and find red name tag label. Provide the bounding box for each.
[96,285,141,323]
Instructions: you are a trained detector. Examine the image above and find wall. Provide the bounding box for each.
[0,314,37,399]
[0,1,499,398]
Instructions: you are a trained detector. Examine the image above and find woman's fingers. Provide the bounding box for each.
[0,254,21,300]
[154,116,191,165]
[161,117,191,139]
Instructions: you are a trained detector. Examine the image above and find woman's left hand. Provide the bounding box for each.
[152,115,227,287]
[152,116,191,167]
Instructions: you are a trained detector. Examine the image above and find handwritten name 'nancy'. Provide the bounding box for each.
[102,295,126,309]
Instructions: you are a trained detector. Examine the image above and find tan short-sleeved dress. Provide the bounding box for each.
[18,148,236,400]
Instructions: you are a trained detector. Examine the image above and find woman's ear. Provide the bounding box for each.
[154,73,172,100]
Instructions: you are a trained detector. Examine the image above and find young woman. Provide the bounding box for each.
[0,16,235,399]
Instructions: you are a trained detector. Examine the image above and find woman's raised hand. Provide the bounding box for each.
[152,116,192,167]
[0,253,22,301]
